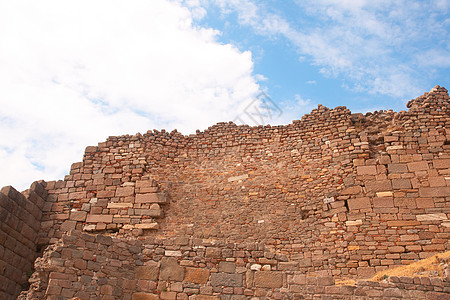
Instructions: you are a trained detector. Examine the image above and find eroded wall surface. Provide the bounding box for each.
[0,182,48,299]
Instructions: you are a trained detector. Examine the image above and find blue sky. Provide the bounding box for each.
[194,0,450,112]
[0,0,449,190]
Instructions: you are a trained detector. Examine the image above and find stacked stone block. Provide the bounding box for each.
[19,231,450,299]
[0,182,48,299]
[3,86,450,298]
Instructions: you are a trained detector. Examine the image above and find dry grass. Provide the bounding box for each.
[335,278,357,286]
[371,250,450,281]
[334,251,450,286]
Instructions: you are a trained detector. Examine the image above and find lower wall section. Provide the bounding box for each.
[0,182,48,299]
[20,231,450,299]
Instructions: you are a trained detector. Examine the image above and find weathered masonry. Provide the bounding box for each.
[1,86,449,299]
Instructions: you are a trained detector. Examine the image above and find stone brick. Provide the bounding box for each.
[160,257,184,281]
[392,178,411,189]
[254,271,283,288]
[135,193,166,204]
[68,191,87,200]
[135,263,159,280]
[60,220,77,232]
[195,296,220,300]
[97,190,115,198]
[135,223,159,230]
[373,197,394,208]
[107,203,133,209]
[116,187,134,197]
[387,220,420,227]
[86,214,113,223]
[70,210,87,221]
[419,187,450,197]
[184,267,210,284]
[347,198,371,210]
[388,164,408,173]
[407,161,428,172]
[433,159,450,169]
[218,261,236,273]
[429,176,446,187]
[365,180,392,192]
[211,273,243,287]
[416,198,435,209]
[132,293,159,300]
[357,166,377,175]
[416,213,447,221]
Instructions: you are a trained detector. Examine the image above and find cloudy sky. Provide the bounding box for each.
[1,0,449,190]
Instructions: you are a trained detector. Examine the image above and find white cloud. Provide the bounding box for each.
[212,0,448,99]
[0,0,260,190]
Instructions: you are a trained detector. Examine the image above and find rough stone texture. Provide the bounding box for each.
[211,273,243,287]
[254,271,283,288]
[185,267,210,284]
[0,182,47,299]
[160,257,184,281]
[136,263,159,280]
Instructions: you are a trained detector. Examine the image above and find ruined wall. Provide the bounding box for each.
[20,231,450,300]
[0,182,48,299]
[3,86,450,299]
[38,86,450,277]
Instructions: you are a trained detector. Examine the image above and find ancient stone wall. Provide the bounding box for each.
[2,85,450,299]
[0,182,48,299]
[39,86,449,276]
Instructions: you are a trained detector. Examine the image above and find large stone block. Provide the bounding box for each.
[132,293,159,300]
[357,166,377,175]
[135,262,159,280]
[160,257,184,281]
[347,197,371,210]
[433,159,450,169]
[116,187,135,197]
[392,179,411,189]
[419,187,450,197]
[210,273,242,287]
[86,214,113,223]
[365,180,392,192]
[297,258,312,268]
[135,193,166,204]
[184,267,210,284]
[388,164,408,174]
[407,161,428,172]
[254,271,283,288]
[218,261,236,273]
[70,210,87,221]
[373,197,394,208]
